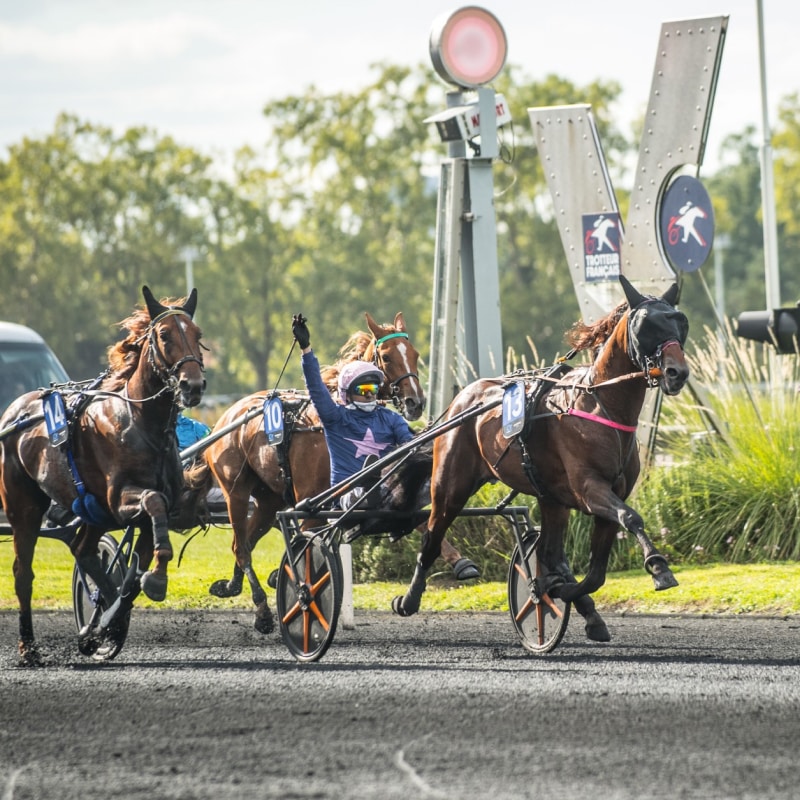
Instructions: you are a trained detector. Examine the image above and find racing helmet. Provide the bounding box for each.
[337,360,385,403]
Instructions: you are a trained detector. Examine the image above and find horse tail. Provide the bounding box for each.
[169,458,215,531]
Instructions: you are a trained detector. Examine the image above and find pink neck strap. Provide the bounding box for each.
[567,407,638,432]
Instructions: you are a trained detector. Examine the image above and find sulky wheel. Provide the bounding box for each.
[72,532,131,661]
[275,535,341,663]
[507,534,571,654]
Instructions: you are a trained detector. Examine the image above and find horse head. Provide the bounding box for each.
[142,286,206,407]
[619,274,689,396]
[364,312,426,421]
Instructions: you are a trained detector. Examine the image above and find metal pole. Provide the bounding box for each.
[714,233,730,378]
[757,0,781,309]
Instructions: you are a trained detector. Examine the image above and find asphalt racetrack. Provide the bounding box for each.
[1,608,799,799]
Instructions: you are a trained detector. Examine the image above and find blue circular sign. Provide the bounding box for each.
[659,175,715,273]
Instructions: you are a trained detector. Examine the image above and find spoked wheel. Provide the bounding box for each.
[275,535,341,663]
[507,534,571,654]
[72,532,131,662]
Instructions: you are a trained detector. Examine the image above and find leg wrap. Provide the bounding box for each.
[152,515,172,553]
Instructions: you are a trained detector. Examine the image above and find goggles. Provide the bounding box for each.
[351,382,380,397]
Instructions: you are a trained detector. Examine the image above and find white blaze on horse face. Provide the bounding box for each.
[394,339,424,403]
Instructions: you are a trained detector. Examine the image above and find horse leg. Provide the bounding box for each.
[537,501,611,642]
[214,491,278,634]
[208,491,252,598]
[13,529,41,666]
[242,495,286,635]
[392,526,442,617]
[620,506,678,590]
[138,490,172,602]
[554,518,617,604]
[589,492,678,591]
[572,594,611,643]
[440,537,480,581]
[71,526,120,607]
[70,525,137,655]
[393,420,487,616]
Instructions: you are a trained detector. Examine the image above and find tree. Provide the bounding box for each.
[0,114,215,379]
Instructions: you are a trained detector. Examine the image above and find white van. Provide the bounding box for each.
[0,321,70,415]
[0,322,70,531]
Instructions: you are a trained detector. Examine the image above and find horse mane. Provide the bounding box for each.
[565,301,628,356]
[105,296,186,390]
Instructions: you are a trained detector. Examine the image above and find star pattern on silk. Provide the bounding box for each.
[346,429,392,458]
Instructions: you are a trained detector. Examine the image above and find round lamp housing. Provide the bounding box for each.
[429,6,507,89]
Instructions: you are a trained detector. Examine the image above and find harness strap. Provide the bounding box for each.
[374,332,408,346]
[566,408,638,432]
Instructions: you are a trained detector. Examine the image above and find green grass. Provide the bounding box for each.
[3,526,800,616]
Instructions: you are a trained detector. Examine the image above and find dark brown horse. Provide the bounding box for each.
[392,276,690,643]
[0,287,205,664]
[202,312,476,633]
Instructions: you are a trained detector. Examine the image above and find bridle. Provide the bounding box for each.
[144,308,206,392]
[624,299,688,389]
[370,331,419,410]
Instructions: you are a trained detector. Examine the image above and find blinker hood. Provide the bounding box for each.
[619,275,688,370]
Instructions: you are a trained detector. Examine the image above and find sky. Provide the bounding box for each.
[1,0,798,176]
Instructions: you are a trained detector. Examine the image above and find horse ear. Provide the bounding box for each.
[364,312,381,338]
[142,286,167,320]
[394,312,406,332]
[618,274,645,308]
[662,283,680,307]
[181,288,198,319]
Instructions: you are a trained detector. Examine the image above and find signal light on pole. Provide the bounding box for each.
[735,306,800,354]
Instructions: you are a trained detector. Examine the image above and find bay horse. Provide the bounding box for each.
[202,312,477,633]
[0,287,205,664]
[392,275,690,643]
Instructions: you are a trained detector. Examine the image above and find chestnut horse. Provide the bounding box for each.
[202,312,477,633]
[392,276,690,643]
[0,287,205,664]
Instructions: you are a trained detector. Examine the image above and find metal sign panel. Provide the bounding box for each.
[528,104,622,322]
[623,16,727,295]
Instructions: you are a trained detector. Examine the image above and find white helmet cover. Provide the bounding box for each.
[337,361,386,403]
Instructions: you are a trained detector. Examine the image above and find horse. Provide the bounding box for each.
[0,287,206,665]
[391,275,690,644]
[201,312,478,634]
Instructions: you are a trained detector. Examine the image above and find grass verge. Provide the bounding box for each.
[2,527,800,616]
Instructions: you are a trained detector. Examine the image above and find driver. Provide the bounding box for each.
[292,313,413,511]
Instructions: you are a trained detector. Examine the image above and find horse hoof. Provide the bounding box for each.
[77,625,101,656]
[267,569,278,590]
[141,570,168,602]
[653,571,679,591]
[18,641,43,667]
[452,557,480,581]
[391,596,418,617]
[254,602,275,635]
[209,579,241,598]
[585,621,611,642]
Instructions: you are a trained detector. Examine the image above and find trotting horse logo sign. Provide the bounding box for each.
[582,212,622,283]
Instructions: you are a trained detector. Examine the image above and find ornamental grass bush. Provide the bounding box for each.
[634,323,800,563]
